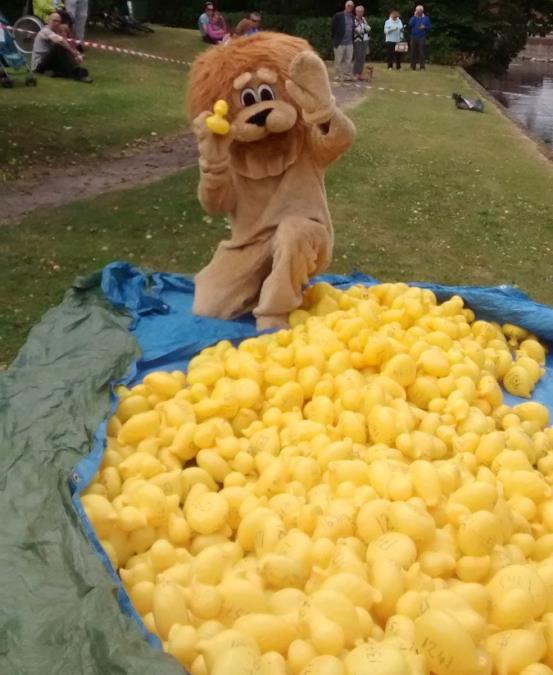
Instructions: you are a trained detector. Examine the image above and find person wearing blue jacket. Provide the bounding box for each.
[409,4,432,70]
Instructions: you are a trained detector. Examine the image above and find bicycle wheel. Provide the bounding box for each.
[13,15,42,55]
[125,16,154,33]
[136,21,154,33]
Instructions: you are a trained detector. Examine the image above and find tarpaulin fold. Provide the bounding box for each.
[0,281,183,674]
[1,261,552,673]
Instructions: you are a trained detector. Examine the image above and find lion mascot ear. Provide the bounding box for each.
[188,32,356,331]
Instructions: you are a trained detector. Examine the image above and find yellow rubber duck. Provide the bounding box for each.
[206,99,230,135]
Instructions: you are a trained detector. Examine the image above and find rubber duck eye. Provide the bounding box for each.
[240,88,258,107]
[258,84,275,101]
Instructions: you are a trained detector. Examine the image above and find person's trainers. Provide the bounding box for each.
[78,75,93,83]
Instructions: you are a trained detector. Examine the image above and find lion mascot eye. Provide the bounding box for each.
[258,84,275,101]
[240,88,258,107]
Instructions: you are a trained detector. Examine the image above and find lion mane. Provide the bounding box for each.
[187,32,313,120]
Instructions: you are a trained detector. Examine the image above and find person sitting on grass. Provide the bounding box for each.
[234,12,262,37]
[56,8,82,48]
[32,0,83,44]
[198,2,215,42]
[205,10,230,44]
[31,12,92,82]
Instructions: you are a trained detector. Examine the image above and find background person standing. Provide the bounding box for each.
[409,4,432,70]
[64,0,88,42]
[384,9,404,70]
[331,1,355,81]
[235,12,262,36]
[352,5,371,81]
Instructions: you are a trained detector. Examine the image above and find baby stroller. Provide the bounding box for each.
[10,1,46,57]
[0,11,37,86]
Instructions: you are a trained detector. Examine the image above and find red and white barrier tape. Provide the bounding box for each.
[368,84,450,99]
[76,39,192,66]
[2,22,454,100]
[0,23,192,66]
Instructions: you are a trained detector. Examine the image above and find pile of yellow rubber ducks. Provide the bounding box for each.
[82,282,553,675]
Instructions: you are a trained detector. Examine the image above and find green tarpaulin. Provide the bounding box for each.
[0,274,183,674]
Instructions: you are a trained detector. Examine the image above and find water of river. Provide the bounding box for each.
[478,60,553,146]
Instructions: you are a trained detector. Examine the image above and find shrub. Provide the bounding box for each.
[366,16,386,62]
[149,3,197,28]
[294,16,332,59]
[425,32,467,66]
[223,12,297,34]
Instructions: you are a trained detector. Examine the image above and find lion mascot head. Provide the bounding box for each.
[187,32,313,175]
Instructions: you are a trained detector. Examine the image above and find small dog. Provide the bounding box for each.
[364,64,374,82]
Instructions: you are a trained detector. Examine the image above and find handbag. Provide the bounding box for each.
[395,41,409,53]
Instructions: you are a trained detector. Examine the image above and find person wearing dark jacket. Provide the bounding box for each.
[331,1,355,81]
[409,4,432,70]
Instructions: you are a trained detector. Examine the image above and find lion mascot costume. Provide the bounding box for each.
[187,32,356,330]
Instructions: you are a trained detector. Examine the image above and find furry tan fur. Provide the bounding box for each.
[187,32,356,329]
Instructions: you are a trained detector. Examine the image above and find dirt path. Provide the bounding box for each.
[1,133,199,225]
[333,78,372,109]
[1,81,369,225]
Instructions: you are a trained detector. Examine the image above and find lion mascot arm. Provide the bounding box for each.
[192,111,237,215]
[285,51,356,167]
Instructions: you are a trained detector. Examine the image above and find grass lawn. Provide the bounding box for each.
[0,26,203,182]
[2,63,553,366]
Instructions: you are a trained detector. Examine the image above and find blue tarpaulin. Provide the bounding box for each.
[69,262,553,648]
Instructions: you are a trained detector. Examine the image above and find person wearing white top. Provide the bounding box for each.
[384,9,404,70]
